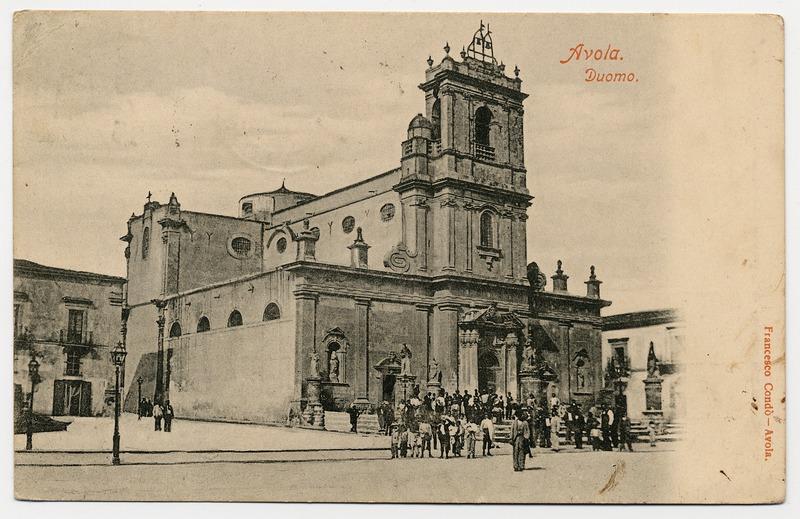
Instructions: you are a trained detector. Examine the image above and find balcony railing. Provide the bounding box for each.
[60,329,94,347]
[474,143,495,161]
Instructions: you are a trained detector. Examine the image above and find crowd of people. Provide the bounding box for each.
[367,387,654,469]
[138,398,175,432]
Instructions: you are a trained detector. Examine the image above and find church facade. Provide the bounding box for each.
[121,25,611,424]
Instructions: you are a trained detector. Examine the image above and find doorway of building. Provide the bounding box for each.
[478,351,499,395]
[52,380,92,416]
[382,374,396,403]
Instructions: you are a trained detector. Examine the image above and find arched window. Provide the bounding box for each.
[227,310,243,327]
[196,316,210,333]
[431,98,441,141]
[475,106,492,146]
[141,227,151,259]
[263,303,281,321]
[479,211,495,248]
[169,322,182,338]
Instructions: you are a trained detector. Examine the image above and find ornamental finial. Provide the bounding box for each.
[444,41,450,55]
[427,55,434,67]
[514,65,520,77]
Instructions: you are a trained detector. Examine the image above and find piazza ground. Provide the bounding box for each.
[14,414,680,503]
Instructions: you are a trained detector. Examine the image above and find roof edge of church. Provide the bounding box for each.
[271,167,401,216]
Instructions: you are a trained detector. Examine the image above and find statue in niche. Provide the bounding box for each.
[309,351,321,378]
[400,344,412,376]
[329,350,340,383]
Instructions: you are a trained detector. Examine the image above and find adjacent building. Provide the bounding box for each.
[13,259,125,418]
[120,24,612,424]
[601,309,685,422]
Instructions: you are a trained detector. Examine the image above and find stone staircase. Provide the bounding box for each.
[323,411,352,433]
[322,411,381,434]
[493,419,685,444]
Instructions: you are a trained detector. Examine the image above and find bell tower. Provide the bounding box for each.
[390,22,532,282]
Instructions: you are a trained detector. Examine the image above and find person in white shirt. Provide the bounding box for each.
[480,415,495,456]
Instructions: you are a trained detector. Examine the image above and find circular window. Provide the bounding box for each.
[230,237,252,257]
[342,216,355,234]
[380,203,395,222]
[276,237,287,254]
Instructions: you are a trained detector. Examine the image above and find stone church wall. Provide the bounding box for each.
[164,317,295,423]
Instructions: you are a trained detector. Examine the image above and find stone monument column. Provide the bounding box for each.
[505,332,519,398]
[353,297,372,409]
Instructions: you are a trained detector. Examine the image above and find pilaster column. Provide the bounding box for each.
[353,298,371,406]
[414,303,432,380]
[414,200,429,271]
[433,302,460,393]
[501,212,514,279]
[441,198,458,271]
[464,203,475,272]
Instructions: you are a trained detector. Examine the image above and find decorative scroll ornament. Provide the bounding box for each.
[384,241,418,273]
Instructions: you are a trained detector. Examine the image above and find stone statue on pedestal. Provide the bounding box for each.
[400,344,412,376]
[523,341,536,369]
[428,358,442,383]
[309,351,321,378]
[647,341,660,378]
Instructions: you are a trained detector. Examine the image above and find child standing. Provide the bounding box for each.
[648,421,657,447]
[465,421,478,459]
[390,426,400,459]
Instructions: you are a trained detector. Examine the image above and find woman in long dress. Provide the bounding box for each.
[511,411,530,471]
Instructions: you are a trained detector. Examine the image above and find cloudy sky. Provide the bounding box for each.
[14,12,682,313]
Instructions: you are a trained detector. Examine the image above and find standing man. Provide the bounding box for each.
[152,401,163,431]
[601,406,612,450]
[163,400,174,432]
[511,410,531,472]
[608,406,618,449]
[619,414,634,451]
[480,414,494,456]
[438,418,451,459]
[573,408,585,449]
[419,419,433,458]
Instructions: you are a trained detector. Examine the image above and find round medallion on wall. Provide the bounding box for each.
[276,237,287,254]
[380,203,395,222]
[342,216,355,234]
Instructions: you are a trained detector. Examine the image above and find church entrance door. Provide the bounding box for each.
[382,374,396,403]
[478,352,499,395]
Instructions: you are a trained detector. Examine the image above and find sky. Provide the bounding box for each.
[13,12,680,314]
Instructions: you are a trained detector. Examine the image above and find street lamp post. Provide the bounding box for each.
[25,354,40,451]
[110,341,128,465]
[136,376,143,419]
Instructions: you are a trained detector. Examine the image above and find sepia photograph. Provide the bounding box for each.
[8,8,787,506]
